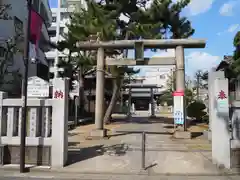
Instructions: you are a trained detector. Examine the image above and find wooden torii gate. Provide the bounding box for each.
[76,39,206,137]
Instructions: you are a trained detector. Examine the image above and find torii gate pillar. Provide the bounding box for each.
[173,46,191,139]
[91,47,107,137]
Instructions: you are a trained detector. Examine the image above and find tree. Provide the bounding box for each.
[158,71,195,106]
[232,31,240,74]
[187,100,207,121]
[193,70,208,100]
[226,31,240,89]
[103,0,194,123]
[56,2,112,114]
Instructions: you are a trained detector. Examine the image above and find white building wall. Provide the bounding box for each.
[46,7,70,75]
[143,65,175,92]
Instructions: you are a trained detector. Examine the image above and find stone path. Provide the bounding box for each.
[65,114,225,175]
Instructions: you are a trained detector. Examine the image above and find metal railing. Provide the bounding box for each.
[115,130,147,169]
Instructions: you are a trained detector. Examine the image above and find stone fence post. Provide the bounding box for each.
[0,91,7,137]
[51,78,69,168]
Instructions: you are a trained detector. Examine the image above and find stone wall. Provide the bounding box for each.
[0,78,69,168]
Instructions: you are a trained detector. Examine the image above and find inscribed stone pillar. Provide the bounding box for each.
[208,70,224,139]
[51,78,69,168]
[212,78,231,169]
[41,107,51,137]
[7,107,18,137]
[29,107,40,137]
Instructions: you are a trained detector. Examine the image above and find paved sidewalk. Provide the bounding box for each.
[65,115,222,175]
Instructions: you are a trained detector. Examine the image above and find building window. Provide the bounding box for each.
[160,75,165,79]
[60,27,64,35]
[48,29,56,37]
[52,16,57,22]
[14,16,23,43]
[47,58,55,67]
[37,62,49,81]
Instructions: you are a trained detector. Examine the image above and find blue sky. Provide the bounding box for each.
[48,0,240,77]
[49,0,58,8]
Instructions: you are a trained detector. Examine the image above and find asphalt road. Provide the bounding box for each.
[0,178,79,180]
[0,176,239,180]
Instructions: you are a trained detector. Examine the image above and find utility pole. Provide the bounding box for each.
[53,0,61,78]
[20,0,32,173]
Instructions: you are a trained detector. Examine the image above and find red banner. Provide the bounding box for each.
[30,9,43,46]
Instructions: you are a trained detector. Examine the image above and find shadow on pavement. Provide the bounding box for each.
[163,125,175,129]
[68,142,81,147]
[113,131,173,135]
[111,116,174,125]
[67,145,103,165]
[67,143,129,166]
[191,132,204,138]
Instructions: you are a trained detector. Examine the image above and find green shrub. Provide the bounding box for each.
[187,100,207,121]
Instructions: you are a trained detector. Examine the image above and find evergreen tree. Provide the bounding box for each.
[231,31,240,78]
[158,71,195,106]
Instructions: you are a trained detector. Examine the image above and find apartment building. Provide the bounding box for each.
[45,6,69,75]
[46,0,87,77]
[0,0,52,93]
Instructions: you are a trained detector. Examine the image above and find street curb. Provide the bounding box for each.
[0,166,239,177]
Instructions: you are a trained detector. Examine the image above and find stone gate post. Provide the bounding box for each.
[212,78,230,168]
[207,70,225,140]
[0,91,7,137]
[51,78,69,168]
